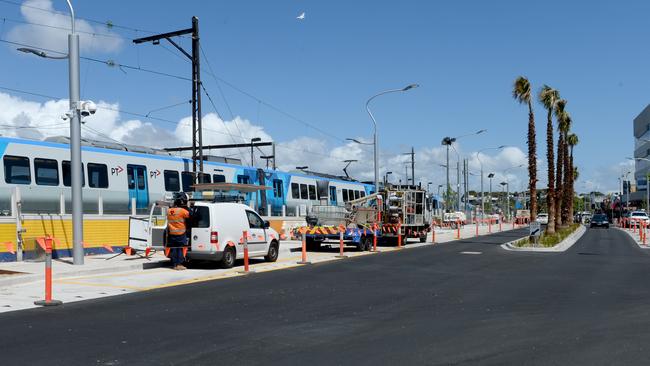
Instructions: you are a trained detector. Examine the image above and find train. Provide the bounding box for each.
[0,136,374,216]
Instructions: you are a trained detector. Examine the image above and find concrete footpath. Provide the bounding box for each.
[0,222,519,313]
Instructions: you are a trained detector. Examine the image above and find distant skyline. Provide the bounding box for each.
[0,0,646,193]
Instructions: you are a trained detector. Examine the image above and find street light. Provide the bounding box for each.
[384,171,393,185]
[500,181,509,220]
[296,166,309,171]
[365,84,419,193]
[488,173,495,213]
[500,164,524,220]
[476,145,506,218]
[16,1,85,265]
[628,157,650,211]
[441,129,486,212]
[250,137,261,166]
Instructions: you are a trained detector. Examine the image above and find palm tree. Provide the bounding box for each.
[567,133,579,223]
[554,99,568,228]
[513,76,537,221]
[561,115,573,224]
[539,85,560,235]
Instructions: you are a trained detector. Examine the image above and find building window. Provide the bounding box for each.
[3,155,30,184]
[34,158,59,186]
[291,183,300,199]
[87,163,109,188]
[62,161,84,187]
[273,179,284,198]
[164,170,180,192]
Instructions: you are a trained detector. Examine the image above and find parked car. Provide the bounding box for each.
[628,211,650,227]
[590,213,609,229]
[536,213,548,225]
[443,212,467,227]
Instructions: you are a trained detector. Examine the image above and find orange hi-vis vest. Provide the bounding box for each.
[167,207,190,236]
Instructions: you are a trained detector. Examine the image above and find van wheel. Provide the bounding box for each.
[265,241,279,262]
[419,234,427,243]
[221,246,236,269]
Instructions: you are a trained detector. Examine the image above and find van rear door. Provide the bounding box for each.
[191,205,212,252]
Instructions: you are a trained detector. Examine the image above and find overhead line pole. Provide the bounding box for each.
[134,17,204,177]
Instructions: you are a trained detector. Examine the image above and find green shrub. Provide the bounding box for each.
[516,224,581,248]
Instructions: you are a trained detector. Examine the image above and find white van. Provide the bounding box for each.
[187,202,280,268]
[129,201,280,269]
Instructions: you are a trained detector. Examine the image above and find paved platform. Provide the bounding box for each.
[0,222,519,313]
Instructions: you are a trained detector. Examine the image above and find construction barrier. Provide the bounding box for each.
[34,236,62,307]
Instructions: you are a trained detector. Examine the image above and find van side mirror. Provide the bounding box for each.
[264,220,270,229]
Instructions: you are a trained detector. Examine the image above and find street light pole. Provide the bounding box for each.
[66,0,84,265]
[365,84,418,194]
[476,145,505,219]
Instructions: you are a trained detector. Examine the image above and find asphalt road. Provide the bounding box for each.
[3,227,650,365]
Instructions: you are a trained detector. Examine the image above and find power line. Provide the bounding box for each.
[1,16,123,39]
[199,82,247,161]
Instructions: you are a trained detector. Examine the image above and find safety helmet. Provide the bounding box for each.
[174,192,189,207]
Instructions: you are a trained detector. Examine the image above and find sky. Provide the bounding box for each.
[0,0,646,194]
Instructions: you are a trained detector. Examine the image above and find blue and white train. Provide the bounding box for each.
[0,136,374,215]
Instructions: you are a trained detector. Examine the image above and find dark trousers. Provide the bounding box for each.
[167,234,187,266]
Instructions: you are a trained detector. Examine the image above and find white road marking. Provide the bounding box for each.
[460,251,482,255]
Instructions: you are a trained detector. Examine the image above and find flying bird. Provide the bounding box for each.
[296,12,305,20]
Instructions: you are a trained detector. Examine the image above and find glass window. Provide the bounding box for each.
[62,161,84,187]
[87,163,108,188]
[300,184,308,200]
[246,210,265,229]
[127,166,135,189]
[342,189,349,202]
[291,183,300,199]
[354,191,360,200]
[193,206,210,228]
[273,179,283,198]
[361,191,366,198]
[181,172,195,192]
[330,186,337,203]
[308,185,316,200]
[137,168,146,189]
[3,155,30,184]
[164,170,180,192]
[237,175,250,184]
[213,174,226,183]
[34,158,59,186]
[198,173,211,184]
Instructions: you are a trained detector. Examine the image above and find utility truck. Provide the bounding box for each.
[128,183,280,268]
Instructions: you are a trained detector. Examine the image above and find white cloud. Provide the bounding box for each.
[6,0,123,54]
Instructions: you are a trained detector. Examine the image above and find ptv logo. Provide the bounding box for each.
[111,166,124,175]
[150,170,161,178]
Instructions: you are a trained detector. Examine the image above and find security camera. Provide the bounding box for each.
[79,100,97,117]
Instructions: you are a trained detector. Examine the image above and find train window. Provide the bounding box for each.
[342,189,349,202]
[361,191,366,198]
[164,170,180,192]
[62,161,84,187]
[237,175,250,184]
[273,179,283,198]
[137,168,146,189]
[34,158,59,186]
[291,183,300,199]
[181,172,195,192]
[87,163,108,188]
[213,174,226,183]
[198,173,211,184]
[308,185,316,200]
[4,155,30,184]
[354,191,360,200]
[127,166,135,189]
[329,186,337,204]
[300,184,308,200]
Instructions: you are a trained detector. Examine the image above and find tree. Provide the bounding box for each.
[539,85,560,235]
[561,115,573,224]
[513,76,537,221]
[567,133,579,222]
[554,99,568,228]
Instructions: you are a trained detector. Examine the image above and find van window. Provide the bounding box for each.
[34,158,59,186]
[213,174,226,183]
[246,210,265,229]
[4,155,30,184]
[181,171,194,192]
[300,184,308,200]
[342,189,349,202]
[291,183,300,199]
[193,206,210,228]
[308,185,316,200]
[273,179,284,198]
[62,161,84,187]
[198,173,211,183]
[87,163,108,188]
[164,170,180,192]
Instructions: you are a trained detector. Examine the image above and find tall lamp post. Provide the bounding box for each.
[487,173,495,213]
[384,171,393,185]
[441,129,486,212]
[364,84,418,193]
[501,164,524,220]
[476,145,505,218]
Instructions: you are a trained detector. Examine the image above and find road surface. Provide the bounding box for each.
[2,227,650,365]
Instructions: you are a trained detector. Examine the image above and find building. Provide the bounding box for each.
[632,104,650,205]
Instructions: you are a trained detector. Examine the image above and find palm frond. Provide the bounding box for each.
[512,76,531,104]
[538,85,560,109]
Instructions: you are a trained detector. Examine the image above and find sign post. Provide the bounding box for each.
[529,221,542,247]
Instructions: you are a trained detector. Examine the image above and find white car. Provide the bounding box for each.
[187,202,281,268]
[536,213,548,225]
[629,211,650,227]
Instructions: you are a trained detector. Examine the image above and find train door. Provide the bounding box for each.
[329,185,338,205]
[127,165,149,210]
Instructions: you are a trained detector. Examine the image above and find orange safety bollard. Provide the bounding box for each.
[488,218,492,233]
[336,230,347,258]
[634,220,637,234]
[431,221,436,244]
[456,219,461,240]
[237,230,254,274]
[34,236,62,307]
[499,217,503,232]
[475,218,479,237]
[298,231,311,264]
[397,220,403,248]
[373,224,378,251]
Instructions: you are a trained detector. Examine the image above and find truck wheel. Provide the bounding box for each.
[306,238,321,251]
[265,241,279,262]
[419,234,427,243]
[360,236,372,251]
[221,246,236,269]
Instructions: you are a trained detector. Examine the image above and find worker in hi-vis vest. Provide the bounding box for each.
[167,193,190,270]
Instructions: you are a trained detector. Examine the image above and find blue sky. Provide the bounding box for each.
[0,0,647,193]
